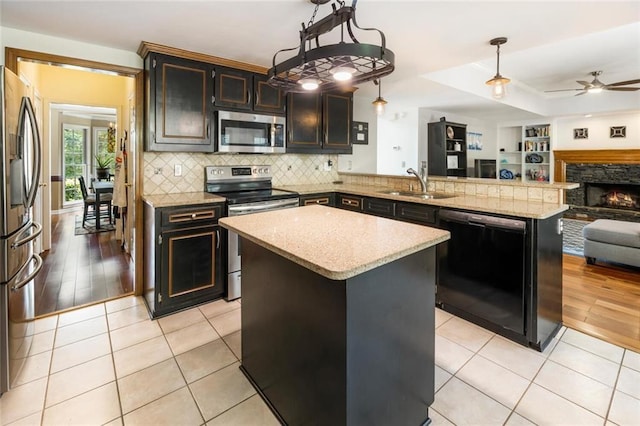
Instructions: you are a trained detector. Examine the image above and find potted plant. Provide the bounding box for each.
[95,154,114,180]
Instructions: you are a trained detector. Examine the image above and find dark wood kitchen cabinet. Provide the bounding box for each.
[336,194,363,212]
[144,52,215,152]
[214,67,252,111]
[214,69,285,114]
[253,74,285,114]
[299,193,336,207]
[143,201,225,318]
[287,91,352,154]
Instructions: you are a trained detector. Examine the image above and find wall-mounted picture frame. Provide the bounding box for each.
[610,126,626,138]
[573,128,588,139]
[351,121,369,145]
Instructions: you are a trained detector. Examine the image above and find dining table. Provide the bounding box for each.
[93,181,114,230]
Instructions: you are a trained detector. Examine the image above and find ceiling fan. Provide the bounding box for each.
[545,71,640,96]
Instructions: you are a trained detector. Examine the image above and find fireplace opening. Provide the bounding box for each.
[585,182,640,210]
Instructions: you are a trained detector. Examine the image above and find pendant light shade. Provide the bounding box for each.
[268,0,395,93]
[372,79,387,115]
[485,37,511,99]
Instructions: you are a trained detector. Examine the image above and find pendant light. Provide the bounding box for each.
[372,79,387,115]
[485,37,511,99]
[268,0,395,93]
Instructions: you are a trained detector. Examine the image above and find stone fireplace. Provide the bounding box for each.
[554,150,640,222]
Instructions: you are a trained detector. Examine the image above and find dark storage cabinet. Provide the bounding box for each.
[396,202,438,225]
[364,197,396,218]
[145,53,215,152]
[299,193,336,207]
[336,194,363,212]
[428,120,467,177]
[215,69,285,114]
[214,67,252,111]
[287,91,352,154]
[253,74,285,114]
[143,202,225,318]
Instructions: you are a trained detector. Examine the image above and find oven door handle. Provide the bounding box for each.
[229,200,299,214]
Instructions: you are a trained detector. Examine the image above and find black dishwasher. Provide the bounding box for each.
[437,209,528,338]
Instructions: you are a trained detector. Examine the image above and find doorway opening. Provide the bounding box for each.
[6,48,143,316]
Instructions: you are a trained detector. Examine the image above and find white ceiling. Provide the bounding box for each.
[2,0,639,122]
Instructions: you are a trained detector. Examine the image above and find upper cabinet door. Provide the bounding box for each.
[147,53,214,152]
[286,92,322,152]
[323,92,352,153]
[214,67,252,110]
[253,74,285,114]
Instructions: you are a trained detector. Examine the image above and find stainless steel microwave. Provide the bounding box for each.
[218,111,286,154]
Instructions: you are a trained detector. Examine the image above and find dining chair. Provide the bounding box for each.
[79,176,112,228]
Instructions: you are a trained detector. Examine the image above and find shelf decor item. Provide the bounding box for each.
[573,128,588,139]
[610,126,626,138]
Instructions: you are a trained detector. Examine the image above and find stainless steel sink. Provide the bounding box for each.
[377,190,455,200]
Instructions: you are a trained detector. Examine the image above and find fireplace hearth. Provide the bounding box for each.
[564,162,640,222]
[585,183,640,210]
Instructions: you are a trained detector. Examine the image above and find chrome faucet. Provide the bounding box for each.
[407,168,428,193]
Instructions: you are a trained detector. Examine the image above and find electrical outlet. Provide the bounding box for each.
[174,164,182,177]
[401,161,406,168]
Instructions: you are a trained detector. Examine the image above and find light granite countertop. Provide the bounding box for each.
[277,183,570,219]
[219,205,450,280]
[142,192,225,208]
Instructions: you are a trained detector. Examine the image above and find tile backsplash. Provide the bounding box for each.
[143,152,340,195]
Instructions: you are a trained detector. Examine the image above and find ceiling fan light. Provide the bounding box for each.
[298,78,321,91]
[588,87,603,94]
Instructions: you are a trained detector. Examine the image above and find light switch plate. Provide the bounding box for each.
[174,164,182,176]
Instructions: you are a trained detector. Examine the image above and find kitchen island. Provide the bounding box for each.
[219,205,450,425]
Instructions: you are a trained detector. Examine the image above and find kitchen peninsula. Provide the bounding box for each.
[219,205,450,425]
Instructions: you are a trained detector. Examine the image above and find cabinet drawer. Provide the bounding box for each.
[364,197,396,218]
[160,204,222,228]
[337,194,363,212]
[300,193,335,207]
[396,202,437,225]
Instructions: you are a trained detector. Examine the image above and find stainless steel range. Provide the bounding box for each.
[205,165,299,300]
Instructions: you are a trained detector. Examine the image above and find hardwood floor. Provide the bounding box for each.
[563,253,640,352]
[34,209,133,317]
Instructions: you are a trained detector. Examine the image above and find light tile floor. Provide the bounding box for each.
[1,296,639,425]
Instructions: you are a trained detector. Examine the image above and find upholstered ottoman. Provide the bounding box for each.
[582,219,640,267]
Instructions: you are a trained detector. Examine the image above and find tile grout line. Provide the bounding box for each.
[105,302,125,425]
[603,349,626,423]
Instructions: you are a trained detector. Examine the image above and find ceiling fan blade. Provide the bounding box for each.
[606,87,640,91]
[607,79,640,87]
[576,80,591,86]
[544,88,584,93]
[575,91,587,96]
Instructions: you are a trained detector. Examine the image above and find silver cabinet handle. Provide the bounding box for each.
[216,229,220,250]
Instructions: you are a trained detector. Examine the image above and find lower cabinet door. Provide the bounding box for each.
[159,224,223,314]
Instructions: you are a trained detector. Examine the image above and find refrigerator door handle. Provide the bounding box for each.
[11,222,42,249]
[17,96,42,210]
[10,253,43,292]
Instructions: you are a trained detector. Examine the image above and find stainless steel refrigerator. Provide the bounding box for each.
[0,66,43,395]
